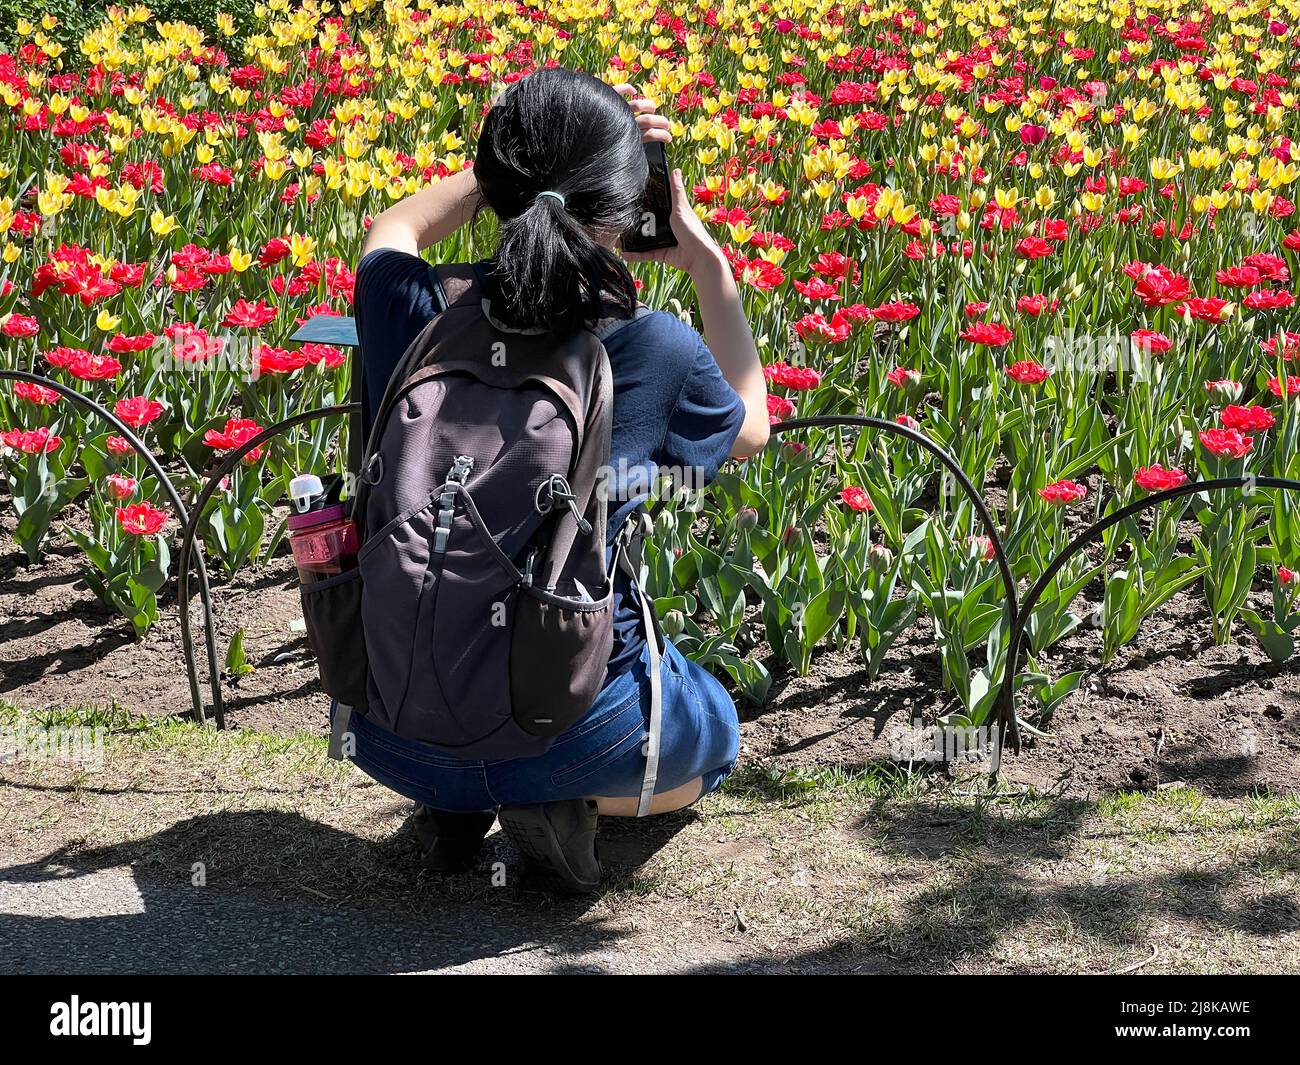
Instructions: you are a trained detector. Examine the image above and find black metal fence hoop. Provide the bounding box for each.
[175,403,359,727]
[0,369,220,725]
[995,474,1300,738]
[769,414,1021,747]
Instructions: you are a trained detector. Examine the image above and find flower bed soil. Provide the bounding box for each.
[3,517,1299,798]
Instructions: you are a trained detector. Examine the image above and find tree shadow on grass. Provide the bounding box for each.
[2,788,1294,974]
[833,795,1300,972]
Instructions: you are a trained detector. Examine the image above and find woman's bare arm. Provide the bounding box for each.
[361,167,480,256]
[622,167,769,459]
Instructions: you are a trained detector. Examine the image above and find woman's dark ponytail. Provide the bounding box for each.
[474,68,647,335]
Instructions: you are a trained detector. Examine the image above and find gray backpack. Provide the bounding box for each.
[303,263,664,814]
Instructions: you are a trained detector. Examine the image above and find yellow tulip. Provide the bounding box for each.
[151,209,178,237]
[1150,157,1182,180]
[290,234,316,267]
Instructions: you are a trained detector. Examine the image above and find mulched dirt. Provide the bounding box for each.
[754,595,1300,798]
[0,522,322,735]
[3,513,1299,798]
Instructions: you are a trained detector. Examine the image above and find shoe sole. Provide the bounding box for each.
[498,806,600,895]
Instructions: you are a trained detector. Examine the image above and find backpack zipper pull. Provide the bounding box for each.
[535,474,592,536]
[564,495,593,536]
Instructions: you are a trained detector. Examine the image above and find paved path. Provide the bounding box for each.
[0,863,795,974]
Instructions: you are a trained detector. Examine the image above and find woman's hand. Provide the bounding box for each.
[620,167,726,280]
[613,84,722,277]
[614,83,672,145]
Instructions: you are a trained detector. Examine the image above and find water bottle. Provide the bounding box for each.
[287,473,358,585]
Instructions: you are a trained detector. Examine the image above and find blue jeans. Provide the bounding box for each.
[340,639,740,811]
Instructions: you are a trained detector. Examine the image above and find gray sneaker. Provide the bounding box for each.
[498,799,601,894]
[412,806,495,874]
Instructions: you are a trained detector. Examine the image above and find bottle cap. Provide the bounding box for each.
[289,473,324,514]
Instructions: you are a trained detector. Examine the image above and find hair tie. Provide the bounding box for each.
[535,190,566,208]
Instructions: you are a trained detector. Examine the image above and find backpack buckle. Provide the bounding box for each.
[447,454,474,484]
[433,457,474,555]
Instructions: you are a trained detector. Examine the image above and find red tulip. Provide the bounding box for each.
[12,381,59,406]
[1016,293,1058,316]
[116,502,169,536]
[1215,265,1262,287]
[1014,236,1055,259]
[113,396,165,429]
[1134,464,1188,491]
[764,362,822,390]
[1243,289,1294,311]
[887,366,921,389]
[870,301,921,323]
[105,474,138,501]
[1131,328,1173,355]
[300,343,348,369]
[1130,263,1191,307]
[1038,479,1087,505]
[1260,332,1300,360]
[839,486,873,512]
[1183,296,1231,323]
[1,426,60,454]
[106,332,158,353]
[1199,427,1254,458]
[221,299,278,329]
[1243,253,1289,282]
[1005,359,1050,384]
[1,313,40,338]
[1221,405,1275,432]
[257,345,309,376]
[766,394,795,423]
[962,321,1014,347]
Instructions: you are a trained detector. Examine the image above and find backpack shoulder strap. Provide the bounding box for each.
[592,303,652,344]
[351,260,476,529]
[613,507,664,817]
[434,262,480,309]
[349,257,455,475]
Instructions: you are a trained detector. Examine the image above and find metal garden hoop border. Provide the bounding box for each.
[174,402,359,728]
[993,474,1300,742]
[765,414,1021,747]
[0,368,221,726]
[9,375,1298,766]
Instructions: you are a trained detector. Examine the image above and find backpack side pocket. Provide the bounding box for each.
[300,568,368,707]
[511,583,614,738]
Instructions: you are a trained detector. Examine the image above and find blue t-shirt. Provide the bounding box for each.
[353,249,745,678]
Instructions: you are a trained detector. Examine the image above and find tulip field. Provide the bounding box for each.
[2,1,1300,759]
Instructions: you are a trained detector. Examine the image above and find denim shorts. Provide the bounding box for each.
[340,639,740,812]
